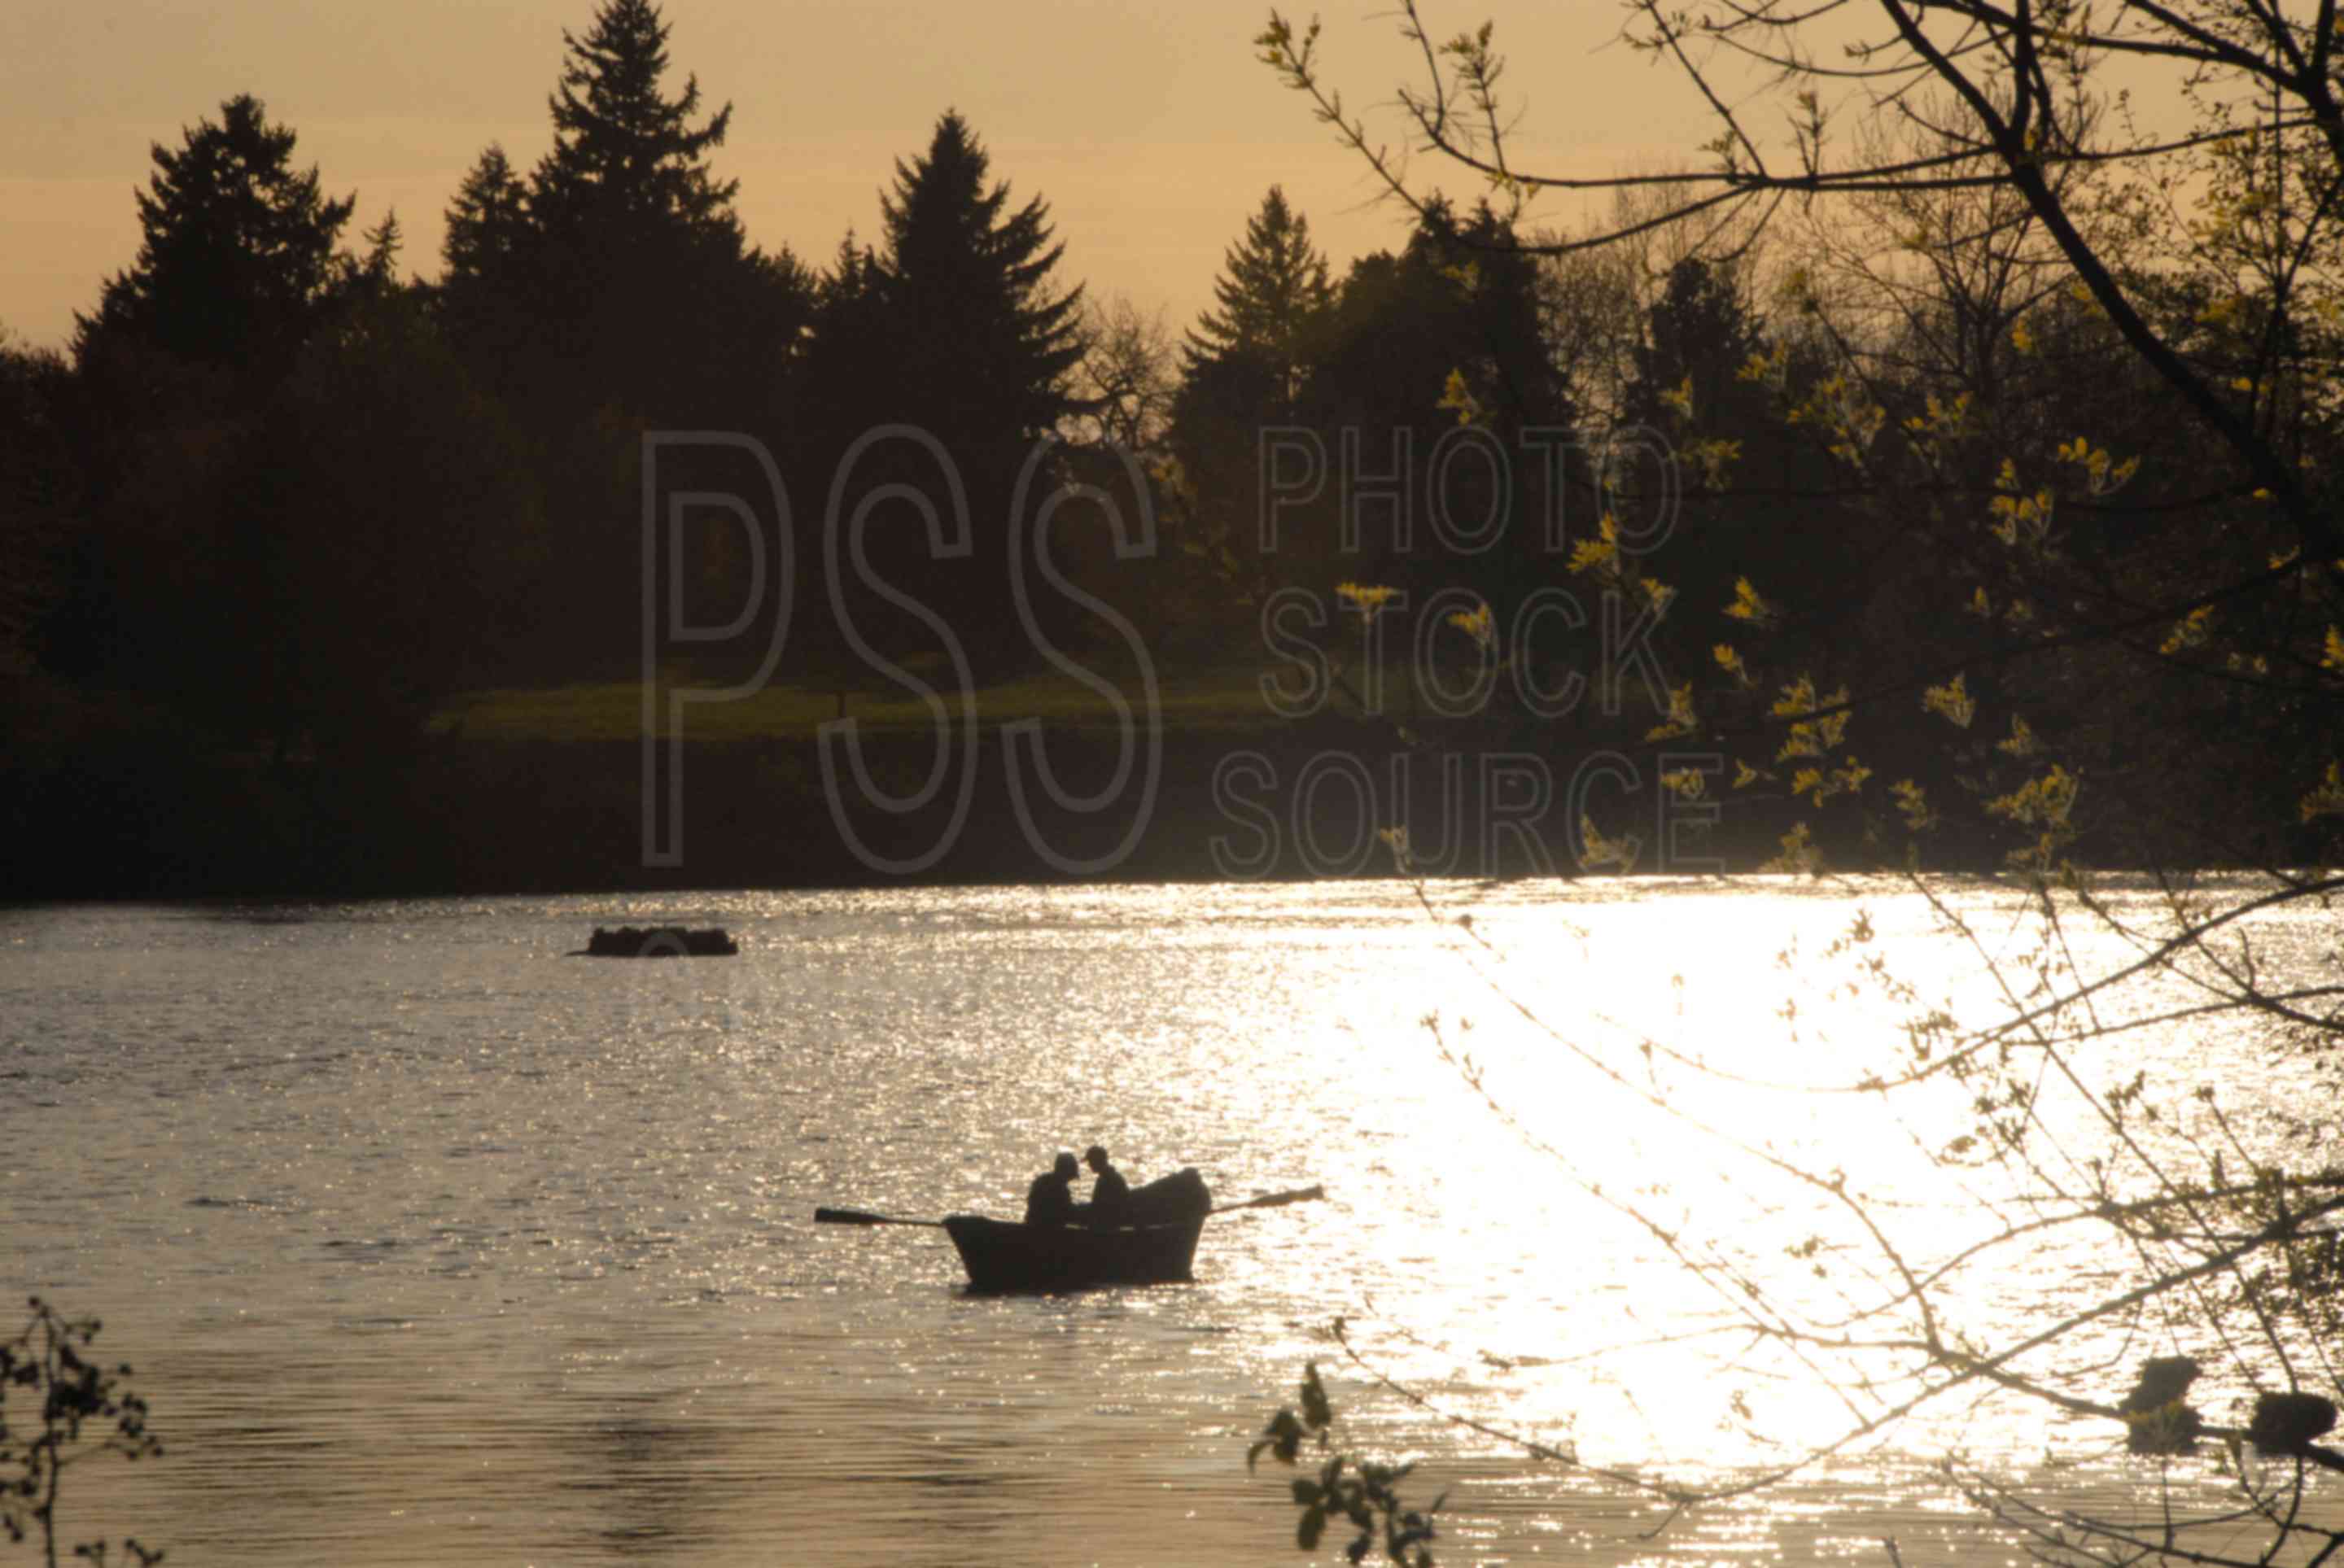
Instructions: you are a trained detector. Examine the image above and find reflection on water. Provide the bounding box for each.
[2,880,2337,1563]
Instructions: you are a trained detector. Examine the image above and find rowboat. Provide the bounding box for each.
[812,1171,1324,1295]
[944,1168,1212,1294]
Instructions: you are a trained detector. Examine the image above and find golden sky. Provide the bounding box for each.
[0,1,1695,352]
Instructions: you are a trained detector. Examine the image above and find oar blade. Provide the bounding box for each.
[813,1206,945,1228]
[1253,1183,1325,1208]
[1211,1183,1326,1216]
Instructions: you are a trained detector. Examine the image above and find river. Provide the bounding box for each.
[3,877,2336,1564]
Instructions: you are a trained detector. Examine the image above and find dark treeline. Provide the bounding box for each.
[3,0,2332,894]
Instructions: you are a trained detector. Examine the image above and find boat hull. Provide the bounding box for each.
[944,1213,1205,1293]
[944,1168,1213,1294]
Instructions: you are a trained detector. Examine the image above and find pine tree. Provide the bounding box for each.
[530,0,739,238]
[805,111,1089,667]
[1185,187,1335,403]
[877,111,1088,448]
[1625,257,1766,435]
[527,0,747,424]
[1161,190,1340,626]
[797,232,888,439]
[77,94,355,378]
[443,0,804,430]
[441,146,529,288]
[338,211,406,312]
[435,147,534,383]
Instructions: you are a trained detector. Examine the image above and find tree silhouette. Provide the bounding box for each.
[442,146,530,284]
[444,0,806,430]
[0,330,73,682]
[1292,204,1573,613]
[435,145,533,385]
[823,110,1090,666]
[533,0,737,232]
[1623,258,1763,439]
[1619,256,1836,670]
[77,94,355,382]
[1070,295,1179,452]
[429,0,811,671]
[877,110,1088,454]
[241,288,548,763]
[1186,186,1336,406]
[1162,187,1339,638]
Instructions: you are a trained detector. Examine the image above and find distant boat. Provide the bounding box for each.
[945,1168,1212,1293]
[574,925,739,958]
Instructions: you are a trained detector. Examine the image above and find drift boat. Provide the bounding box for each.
[944,1168,1212,1294]
[812,1173,1323,1295]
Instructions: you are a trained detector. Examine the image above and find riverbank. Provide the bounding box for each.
[5,721,1819,898]
[1,649,2031,899]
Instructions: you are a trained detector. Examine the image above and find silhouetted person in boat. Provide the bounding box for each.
[1084,1145,1130,1221]
[1024,1151,1080,1226]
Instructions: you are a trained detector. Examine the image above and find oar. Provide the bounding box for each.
[813,1206,947,1228]
[1209,1184,1325,1216]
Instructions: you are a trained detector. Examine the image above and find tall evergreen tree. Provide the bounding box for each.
[442,0,807,430]
[795,232,888,445]
[877,111,1088,505]
[799,111,1089,666]
[1157,190,1339,644]
[526,0,744,424]
[531,0,739,238]
[77,94,355,380]
[1184,186,1335,404]
[442,146,530,282]
[430,0,811,669]
[436,146,532,372]
[1191,201,1573,613]
[240,295,548,761]
[876,110,1088,448]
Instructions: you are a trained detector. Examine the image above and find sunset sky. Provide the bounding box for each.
[0,0,1699,352]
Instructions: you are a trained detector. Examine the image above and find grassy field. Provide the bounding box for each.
[435,656,1296,743]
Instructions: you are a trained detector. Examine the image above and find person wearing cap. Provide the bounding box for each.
[1084,1145,1130,1221]
[1024,1151,1080,1226]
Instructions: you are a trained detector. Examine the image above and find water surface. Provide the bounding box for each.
[3,879,2333,1563]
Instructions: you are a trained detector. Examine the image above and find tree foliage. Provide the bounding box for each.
[793,112,1093,669]
[76,95,354,390]
[1186,186,1337,406]
[440,0,809,430]
[875,109,1090,449]
[1,1298,164,1566]
[1244,2,2344,1561]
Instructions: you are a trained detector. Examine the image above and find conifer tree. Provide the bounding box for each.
[528,0,750,424]
[435,147,534,383]
[442,0,806,429]
[807,111,1089,666]
[441,146,529,292]
[529,0,738,239]
[797,232,887,430]
[339,212,406,311]
[1624,257,1766,437]
[1184,186,1335,403]
[1161,189,1339,630]
[78,94,355,379]
[875,110,1089,448]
